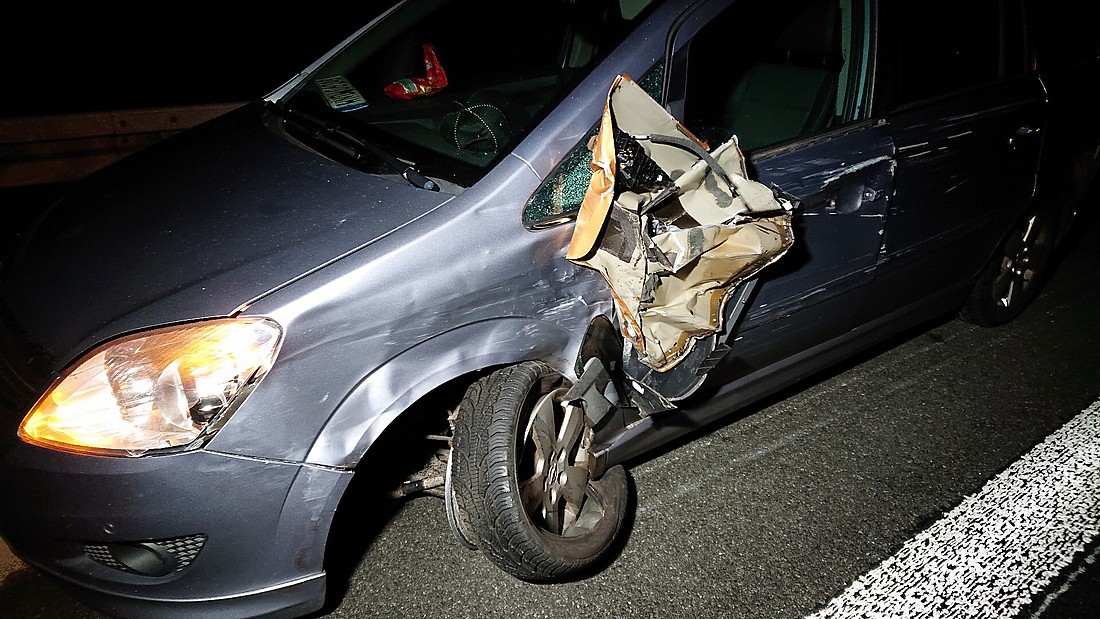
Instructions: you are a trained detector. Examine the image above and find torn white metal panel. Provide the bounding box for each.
[567,75,795,373]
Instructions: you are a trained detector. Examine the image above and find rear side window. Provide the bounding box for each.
[1026,1,1100,71]
[877,0,1027,109]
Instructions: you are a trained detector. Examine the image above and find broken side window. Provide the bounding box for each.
[523,66,665,228]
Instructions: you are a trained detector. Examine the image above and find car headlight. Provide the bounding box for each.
[18,317,282,457]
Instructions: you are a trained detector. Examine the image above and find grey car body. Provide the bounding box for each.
[1,0,1098,617]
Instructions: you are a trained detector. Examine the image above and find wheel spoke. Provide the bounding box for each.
[1020,215,1038,245]
[519,474,544,516]
[527,391,559,462]
[525,388,570,534]
[998,274,1020,308]
[555,403,585,457]
[561,503,580,532]
[521,389,596,536]
[992,264,1016,308]
[543,487,563,533]
[559,465,588,533]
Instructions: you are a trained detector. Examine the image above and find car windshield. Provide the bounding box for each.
[274,0,660,187]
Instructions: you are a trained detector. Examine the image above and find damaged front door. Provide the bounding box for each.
[600,0,886,404]
[566,75,797,407]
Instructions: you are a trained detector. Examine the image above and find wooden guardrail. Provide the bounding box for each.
[0,102,247,188]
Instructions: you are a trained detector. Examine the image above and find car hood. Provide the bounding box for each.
[0,104,451,386]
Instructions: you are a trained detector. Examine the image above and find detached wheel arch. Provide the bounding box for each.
[447,361,631,582]
[961,206,1056,327]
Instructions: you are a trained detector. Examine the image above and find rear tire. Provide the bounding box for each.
[448,361,630,582]
[961,208,1054,327]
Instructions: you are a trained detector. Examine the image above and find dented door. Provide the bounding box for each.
[861,0,1045,318]
[620,0,887,401]
[567,76,797,405]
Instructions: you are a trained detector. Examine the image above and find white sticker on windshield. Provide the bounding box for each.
[316,76,369,112]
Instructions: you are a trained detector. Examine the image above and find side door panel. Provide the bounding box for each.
[695,126,894,391]
[868,80,1045,317]
[860,0,1045,320]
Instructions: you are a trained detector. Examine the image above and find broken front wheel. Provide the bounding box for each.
[448,361,630,581]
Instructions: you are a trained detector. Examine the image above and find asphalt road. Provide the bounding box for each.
[2,204,1099,618]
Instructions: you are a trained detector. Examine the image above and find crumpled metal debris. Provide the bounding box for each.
[567,74,795,372]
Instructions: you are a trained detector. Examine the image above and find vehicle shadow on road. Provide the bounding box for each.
[312,380,465,616]
[0,567,107,618]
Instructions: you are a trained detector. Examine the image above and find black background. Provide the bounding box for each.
[0,6,395,117]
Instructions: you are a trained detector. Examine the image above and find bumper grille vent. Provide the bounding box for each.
[85,533,207,576]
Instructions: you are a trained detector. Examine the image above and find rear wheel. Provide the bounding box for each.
[448,361,629,582]
[961,208,1054,327]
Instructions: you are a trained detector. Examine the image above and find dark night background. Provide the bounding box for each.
[0,7,395,117]
[0,6,397,257]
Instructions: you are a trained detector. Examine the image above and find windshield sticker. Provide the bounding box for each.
[315,76,369,112]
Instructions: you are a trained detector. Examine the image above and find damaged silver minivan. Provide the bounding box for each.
[1,0,1098,617]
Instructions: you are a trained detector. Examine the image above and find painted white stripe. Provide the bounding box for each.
[1027,543,1100,618]
[808,398,1100,619]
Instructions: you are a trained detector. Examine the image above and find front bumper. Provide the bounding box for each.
[0,438,351,619]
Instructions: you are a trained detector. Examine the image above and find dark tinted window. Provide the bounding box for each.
[1027,1,1100,71]
[879,1,1026,108]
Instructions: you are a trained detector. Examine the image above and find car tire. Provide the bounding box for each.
[444,451,479,550]
[960,207,1055,327]
[448,361,630,582]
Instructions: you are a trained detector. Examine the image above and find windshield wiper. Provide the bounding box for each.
[265,101,440,191]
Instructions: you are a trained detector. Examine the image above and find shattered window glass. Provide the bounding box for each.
[523,142,599,228]
[637,65,664,99]
[523,64,664,228]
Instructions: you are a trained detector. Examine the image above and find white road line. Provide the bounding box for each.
[808,398,1100,619]
[1027,542,1100,618]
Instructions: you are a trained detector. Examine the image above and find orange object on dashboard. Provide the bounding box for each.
[384,42,448,99]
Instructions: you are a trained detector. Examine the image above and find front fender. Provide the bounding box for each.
[303,316,591,468]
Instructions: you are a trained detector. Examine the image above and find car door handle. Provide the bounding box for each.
[823,185,884,214]
[861,187,885,202]
[1009,125,1040,147]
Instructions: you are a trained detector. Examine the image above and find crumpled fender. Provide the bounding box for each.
[303,317,585,468]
